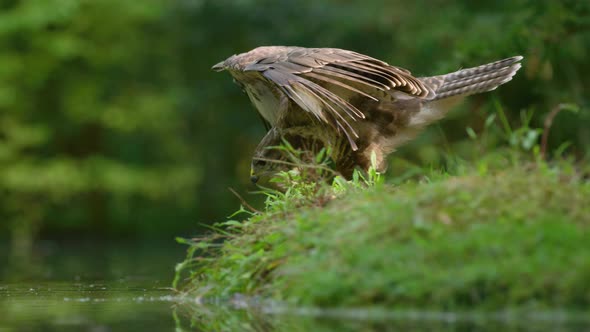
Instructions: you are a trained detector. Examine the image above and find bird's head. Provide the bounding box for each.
[212,46,289,72]
[211,51,253,73]
[250,128,289,184]
[211,57,231,72]
[250,127,337,185]
[212,50,268,94]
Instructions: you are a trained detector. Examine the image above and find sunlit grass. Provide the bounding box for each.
[175,157,590,309]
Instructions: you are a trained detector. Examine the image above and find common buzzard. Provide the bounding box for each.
[212,46,522,182]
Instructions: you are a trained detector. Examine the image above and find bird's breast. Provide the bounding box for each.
[245,81,280,125]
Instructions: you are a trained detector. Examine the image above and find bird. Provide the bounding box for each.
[212,46,523,183]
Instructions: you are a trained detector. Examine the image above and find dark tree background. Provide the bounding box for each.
[0,0,588,249]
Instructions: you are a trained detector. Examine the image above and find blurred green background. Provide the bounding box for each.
[0,0,588,253]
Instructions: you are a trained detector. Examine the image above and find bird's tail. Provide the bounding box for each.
[421,56,523,100]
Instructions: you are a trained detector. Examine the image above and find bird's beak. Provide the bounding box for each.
[250,175,259,184]
[211,61,226,72]
[250,167,258,184]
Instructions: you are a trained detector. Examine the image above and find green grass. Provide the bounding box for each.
[175,154,590,310]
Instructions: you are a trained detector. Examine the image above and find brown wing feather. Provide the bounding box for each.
[304,72,378,101]
[313,66,391,91]
[244,47,436,150]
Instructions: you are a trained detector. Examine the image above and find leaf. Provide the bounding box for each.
[221,220,243,228]
[560,103,580,113]
[494,98,512,137]
[466,127,477,140]
[175,237,189,244]
[484,113,496,129]
[315,147,327,163]
[522,129,541,150]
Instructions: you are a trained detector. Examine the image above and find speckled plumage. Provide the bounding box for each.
[212,46,523,181]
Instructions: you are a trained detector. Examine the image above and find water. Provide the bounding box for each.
[0,240,181,331]
[1,240,588,331]
[0,281,175,331]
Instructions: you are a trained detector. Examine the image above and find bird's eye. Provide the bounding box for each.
[253,160,266,167]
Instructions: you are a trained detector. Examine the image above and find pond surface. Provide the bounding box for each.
[0,240,181,331]
[0,240,588,331]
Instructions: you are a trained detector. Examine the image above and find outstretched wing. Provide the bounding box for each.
[243,47,435,151]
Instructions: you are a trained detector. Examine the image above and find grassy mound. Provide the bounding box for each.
[175,160,590,310]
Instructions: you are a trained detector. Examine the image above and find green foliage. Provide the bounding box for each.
[1,0,589,242]
[176,153,590,310]
[0,1,200,240]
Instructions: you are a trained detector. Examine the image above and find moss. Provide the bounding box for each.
[177,162,590,310]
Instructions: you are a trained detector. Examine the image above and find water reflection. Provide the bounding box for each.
[0,281,176,331]
[0,240,182,331]
[174,301,590,332]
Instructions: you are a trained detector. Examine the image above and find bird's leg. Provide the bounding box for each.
[358,143,388,173]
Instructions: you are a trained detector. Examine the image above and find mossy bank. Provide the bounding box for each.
[175,161,590,310]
